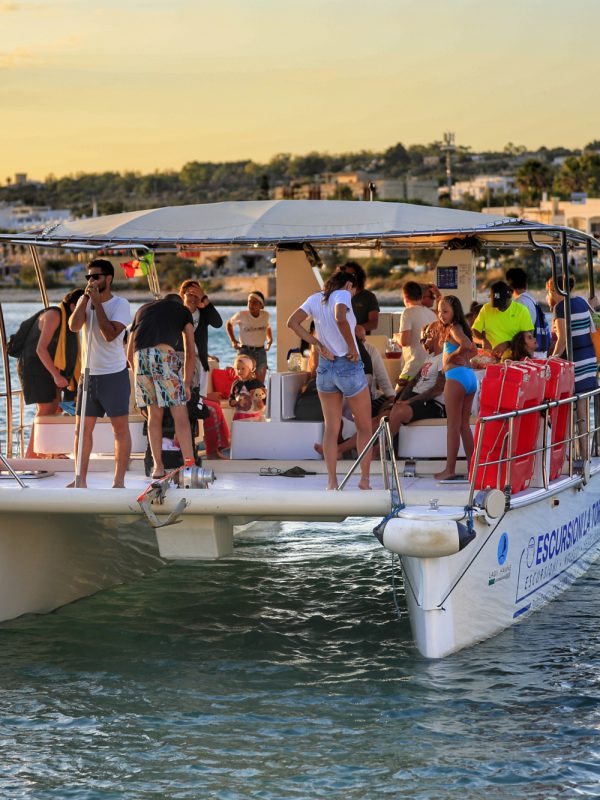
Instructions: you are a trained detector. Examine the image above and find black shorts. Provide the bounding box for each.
[76,368,130,418]
[18,357,58,405]
[409,399,446,422]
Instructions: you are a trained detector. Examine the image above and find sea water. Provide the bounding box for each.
[0,303,599,798]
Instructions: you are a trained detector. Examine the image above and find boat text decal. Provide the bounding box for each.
[515,498,600,603]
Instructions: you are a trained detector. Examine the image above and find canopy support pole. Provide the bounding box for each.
[29,245,49,309]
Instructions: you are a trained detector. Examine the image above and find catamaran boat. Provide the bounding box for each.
[1,200,599,659]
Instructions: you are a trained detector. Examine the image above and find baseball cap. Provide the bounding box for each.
[490,281,512,309]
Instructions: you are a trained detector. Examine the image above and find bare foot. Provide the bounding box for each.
[434,470,457,481]
[206,450,229,460]
[326,484,339,491]
[66,479,87,488]
[112,482,126,489]
[358,478,372,490]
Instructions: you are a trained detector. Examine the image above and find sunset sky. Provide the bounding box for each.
[1,0,599,180]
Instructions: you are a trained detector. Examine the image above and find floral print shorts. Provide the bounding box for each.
[135,346,186,408]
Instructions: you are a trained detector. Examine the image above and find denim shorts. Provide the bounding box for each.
[316,356,368,398]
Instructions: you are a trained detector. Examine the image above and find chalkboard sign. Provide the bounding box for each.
[437,266,458,290]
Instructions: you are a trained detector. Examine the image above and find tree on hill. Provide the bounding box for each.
[515,159,554,204]
[554,153,600,196]
[382,142,410,177]
[289,152,328,178]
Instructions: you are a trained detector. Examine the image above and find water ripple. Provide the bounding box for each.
[0,520,598,798]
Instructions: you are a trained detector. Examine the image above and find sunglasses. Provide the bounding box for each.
[85,273,109,281]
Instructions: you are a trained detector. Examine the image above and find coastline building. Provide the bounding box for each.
[484,195,600,239]
[0,203,74,280]
[0,203,72,233]
[273,171,438,204]
[449,175,517,204]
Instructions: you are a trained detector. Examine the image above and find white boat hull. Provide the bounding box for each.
[400,475,600,658]
[0,510,163,621]
[0,476,391,623]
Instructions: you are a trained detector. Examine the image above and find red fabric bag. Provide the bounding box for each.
[211,367,237,399]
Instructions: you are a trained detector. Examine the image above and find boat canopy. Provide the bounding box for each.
[0,200,597,251]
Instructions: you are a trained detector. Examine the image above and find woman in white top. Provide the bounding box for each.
[287,270,373,491]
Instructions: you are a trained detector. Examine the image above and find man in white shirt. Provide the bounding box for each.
[396,281,437,397]
[357,324,395,414]
[68,259,131,488]
[388,321,446,431]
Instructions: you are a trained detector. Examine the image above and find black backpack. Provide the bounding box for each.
[6,309,45,358]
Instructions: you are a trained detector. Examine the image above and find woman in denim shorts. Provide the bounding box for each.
[287,270,373,491]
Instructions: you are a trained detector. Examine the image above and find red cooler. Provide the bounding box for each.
[472,361,546,492]
[543,358,575,480]
[509,361,547,492]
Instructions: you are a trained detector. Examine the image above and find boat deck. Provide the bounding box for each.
[0,455,491,521]
[2,455,597,521]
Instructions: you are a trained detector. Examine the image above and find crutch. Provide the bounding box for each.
[74,307,94,488]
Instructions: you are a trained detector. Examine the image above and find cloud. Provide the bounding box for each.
[0,1,49,11]
[0,47,35,68]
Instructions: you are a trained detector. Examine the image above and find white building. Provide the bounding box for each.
[483,195,600,239]
[0,203,72,233]
[450,175,517,203]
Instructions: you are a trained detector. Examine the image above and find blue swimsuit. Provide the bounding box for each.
[444,341,477,394]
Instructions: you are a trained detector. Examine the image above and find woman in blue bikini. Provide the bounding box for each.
[435,295,478,481]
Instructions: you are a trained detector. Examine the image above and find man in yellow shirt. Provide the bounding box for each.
[471,281,534,358]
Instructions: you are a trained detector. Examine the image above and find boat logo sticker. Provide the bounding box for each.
[497,533,509,565]
[526,537,536,568]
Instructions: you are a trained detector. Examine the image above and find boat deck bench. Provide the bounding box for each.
[398,417,476,459]
[33,414,147,455]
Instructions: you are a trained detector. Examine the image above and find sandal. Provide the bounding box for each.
[280,466,316,478]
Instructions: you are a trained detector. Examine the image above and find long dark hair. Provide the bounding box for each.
[339,260,366,291]
[510,331,531,361]
[62,288,84,309]
[442,295,473,340]
[322,270,357,303]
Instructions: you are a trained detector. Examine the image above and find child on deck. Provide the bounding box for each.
[226,291,272,384]
[435,295,478,482]
[509,330,537,361]
[229,354,267,421]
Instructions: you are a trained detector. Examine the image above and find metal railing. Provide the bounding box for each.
[0,387,26,459]
[338,417,405,505]
[466,386,600,508]
[338,387,600,508]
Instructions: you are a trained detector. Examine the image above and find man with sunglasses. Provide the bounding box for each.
[68,258,131,488]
